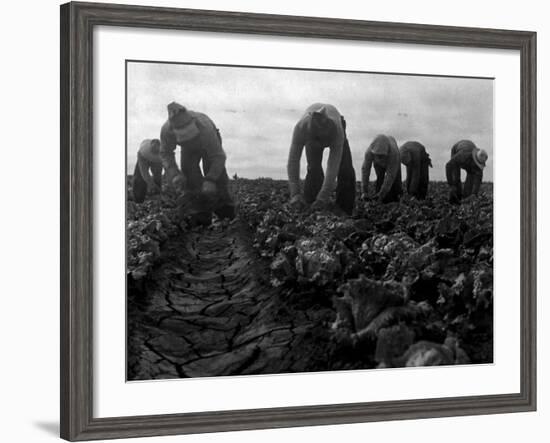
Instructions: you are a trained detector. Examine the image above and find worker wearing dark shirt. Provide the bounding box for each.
[400,141,432,199]
[446,140,488,204]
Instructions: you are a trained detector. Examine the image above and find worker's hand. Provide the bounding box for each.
[172,174,185,192]
[449,187,460,204]
[201,180,217,195]
[289,194,306,211]
[310,199,329,212]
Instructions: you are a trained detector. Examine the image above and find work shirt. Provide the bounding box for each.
[400,141,432,195]
[400,141,430,167]
[362,135,401,200]
[287,103,345,202]
[446,140,483,176]
[160,111,226,183]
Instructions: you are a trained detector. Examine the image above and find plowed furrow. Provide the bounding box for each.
[127,221,334,380]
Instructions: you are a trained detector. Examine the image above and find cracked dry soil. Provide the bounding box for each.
[127,221,337,380]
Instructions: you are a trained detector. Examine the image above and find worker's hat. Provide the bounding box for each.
[371,135,390,156]
[310,104,327,115]
[473,148,488,169]
[167,102,199,142]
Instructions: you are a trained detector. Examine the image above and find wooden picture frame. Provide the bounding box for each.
[60,1,536,440]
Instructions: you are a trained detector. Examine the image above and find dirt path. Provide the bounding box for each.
[128,220,336,380]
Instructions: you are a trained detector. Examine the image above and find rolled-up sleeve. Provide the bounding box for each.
[446,150,468,185]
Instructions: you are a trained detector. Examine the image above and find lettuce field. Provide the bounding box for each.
[127,179,493,380]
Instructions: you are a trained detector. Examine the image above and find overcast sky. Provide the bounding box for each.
[127,62,493,181]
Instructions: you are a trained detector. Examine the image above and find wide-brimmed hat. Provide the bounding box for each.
[472,148,488,169]
[167,101,199,142]
[167,102,193,128]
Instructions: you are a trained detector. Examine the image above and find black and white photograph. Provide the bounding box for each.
[126,60,494,381]
[1,0,544,440]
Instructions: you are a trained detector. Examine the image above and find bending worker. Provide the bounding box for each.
[160,101,235,219]
[287,103,356,215]
[400,141,432,200]
[362,134,402,203]
[132,138,163,204]
[445,139,488,204]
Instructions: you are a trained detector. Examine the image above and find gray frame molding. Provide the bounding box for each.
[60,2,536,441]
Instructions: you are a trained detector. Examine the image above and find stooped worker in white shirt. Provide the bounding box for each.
[286,103,356,215]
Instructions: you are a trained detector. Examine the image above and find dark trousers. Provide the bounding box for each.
[418,155,430,199]
[132,160,162,204]
[405,154,430,199]
[180,148,236,220]
[303,138,356,215]
[374,165,402,203]
[447,166,482,202]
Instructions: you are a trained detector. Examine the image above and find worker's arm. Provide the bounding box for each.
[137,154,154,187]
[377,139,400,201]
[400,148,411,166]
[316,133,344,202]
[445,151,469,203]
[287,123,306,198]
[159,123,180,184]
[445,150,469,185]
[361,150,373,196]
[445,158,457,186]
